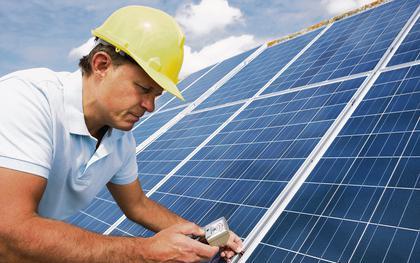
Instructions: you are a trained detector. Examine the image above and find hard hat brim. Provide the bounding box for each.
[92,30,185,101]
[134,56,185,101]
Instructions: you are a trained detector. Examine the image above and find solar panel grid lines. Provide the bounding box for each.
[380,4,420,67]
[239,2,420,261]
[136,105,244,190]
[245,64,420,263]
[190,67,369,117]
[188,25,331,117]
[346,96,419,261]
[243,71,371,112]
[160,45,266,111]
[388,10,420,66]
[115,78,364,243]
[235,75,372,263]
[193,26,329,111]
[106,74,364,237]
[262,0,419,95]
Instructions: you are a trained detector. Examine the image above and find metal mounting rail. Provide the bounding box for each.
[382,59,420,73]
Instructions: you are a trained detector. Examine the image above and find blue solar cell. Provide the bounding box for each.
[388,18,420,66]
[134,104,242,192]
[250,64,419,262]
[193,29,323,111]
[160,48,258,111]
[113,77,364,240]
[351,225,418,263]
[263,0,418,94]
[131,106,187,145]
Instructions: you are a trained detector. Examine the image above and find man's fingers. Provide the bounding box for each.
[226,231,243,253]
[220,248,235,259]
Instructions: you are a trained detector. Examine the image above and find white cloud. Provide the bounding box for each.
[68,37,96,61]
[322,0,375,15]
[176,0,243,36]
[180,34,257,78]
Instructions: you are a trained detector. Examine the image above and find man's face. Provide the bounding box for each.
[96,62,163,131]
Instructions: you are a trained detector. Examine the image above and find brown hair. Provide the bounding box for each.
[79,41,136,76]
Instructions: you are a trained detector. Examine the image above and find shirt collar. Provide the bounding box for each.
[63,70,91,136]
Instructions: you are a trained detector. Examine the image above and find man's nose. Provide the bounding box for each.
[141,95,155,113]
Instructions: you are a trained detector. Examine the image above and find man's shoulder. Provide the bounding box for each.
[0,68,78,109]
[1,68,68,88]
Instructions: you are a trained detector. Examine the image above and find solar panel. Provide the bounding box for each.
[247,63,419,263]
[108,76,366,240]
[193,28,323,111]
[63,1,419,262]
[262,0,418,94]
[388,18,420,66]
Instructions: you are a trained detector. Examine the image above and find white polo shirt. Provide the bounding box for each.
[0,68,138,220]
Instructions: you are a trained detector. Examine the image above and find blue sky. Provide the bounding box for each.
[0,0,373,78]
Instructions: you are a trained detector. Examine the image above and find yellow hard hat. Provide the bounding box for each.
[92,6,185,100]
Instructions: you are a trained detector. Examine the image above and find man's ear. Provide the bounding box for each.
[91,51,112,78]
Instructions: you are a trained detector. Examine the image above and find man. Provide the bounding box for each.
[0,6,243,262]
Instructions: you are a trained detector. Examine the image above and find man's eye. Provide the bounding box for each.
[137,84,150,93]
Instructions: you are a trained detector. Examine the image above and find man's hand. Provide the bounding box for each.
[142,222,219,263]
[219,231,244,262]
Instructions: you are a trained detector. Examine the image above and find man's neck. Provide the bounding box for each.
[82,75,106,140]
[94,125,109,149]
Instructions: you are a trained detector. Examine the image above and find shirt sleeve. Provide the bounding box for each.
[110,132,138,185]
[0,76,53,179]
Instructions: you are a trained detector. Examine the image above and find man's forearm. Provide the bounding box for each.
[0,215,147,263]
[128,197,189,233]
